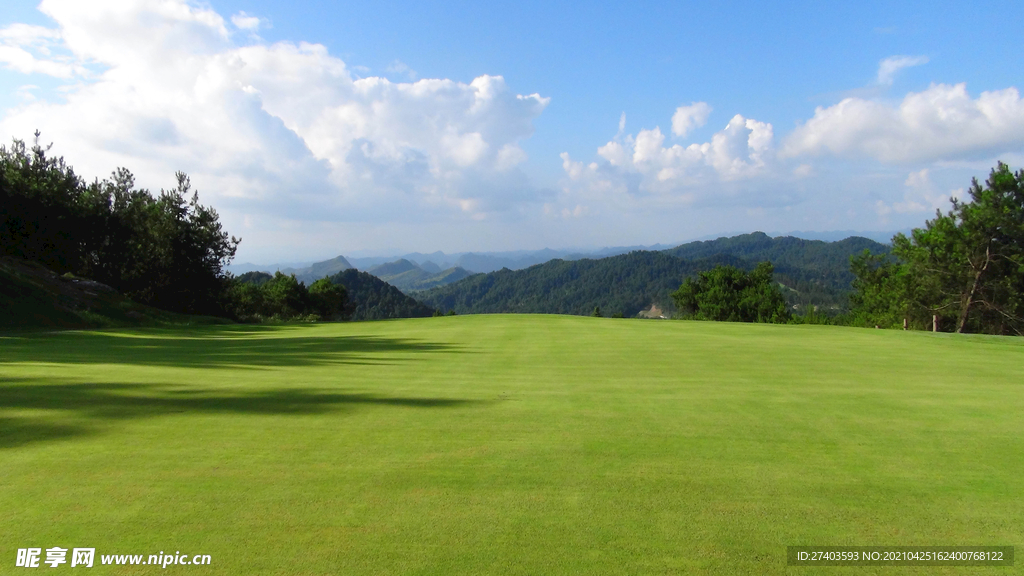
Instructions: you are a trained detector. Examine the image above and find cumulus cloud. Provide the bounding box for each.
[557,110,775,215]
[783,83,1024,163]
[876,55,928,86]
[0,0,549,225]
[670,101,711,137]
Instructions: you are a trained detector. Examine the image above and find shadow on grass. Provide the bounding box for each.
[0,324,468,370]
[0,379,481,449]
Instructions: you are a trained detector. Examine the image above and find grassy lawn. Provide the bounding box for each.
[1,315,1022,574]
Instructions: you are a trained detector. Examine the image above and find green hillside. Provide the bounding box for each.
[327,268,436,320]
[412,266,474,290]
[368,259,475,293]
[0,256,225,330]
[294,255,353,284]
[665,232,889,295]
[368,258,420,277]
[2,316,1020,574]
[419,234,885,317]
[420,251,732,317]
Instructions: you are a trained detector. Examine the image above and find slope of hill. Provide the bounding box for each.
[419,234,888,317]
[1,257,225,330]
[409,266,474,291]
[665,232,887,285]
[327,269,436,320]
[369,259,420,277]
[419,252,748,317]
[290,255,353,284]
[419,261,443,274]
[368,259,476,293]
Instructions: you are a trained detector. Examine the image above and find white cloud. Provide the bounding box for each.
[707,114,773,178]
[783,83,1024,163]
[0,20,85,78]
[585,112,773,187]
[0,45,77,77]
[875,168,957,218]
[558,110,775,214]
[231,12,262,32]
[670,101,711,137]
[876,55,928,86]
[0,23,61,43]
[0,0,550,226]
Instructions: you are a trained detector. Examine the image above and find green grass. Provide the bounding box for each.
[1,315,1022,574]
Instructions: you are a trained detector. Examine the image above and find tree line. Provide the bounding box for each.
[1,134,238,316]
[849,163,1023,335]
[228,271,348,322]
[676,164,1023,335]
[1,134,433,323]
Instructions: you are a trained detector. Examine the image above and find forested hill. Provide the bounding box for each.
[418,234,890,317]
[327,269,436,320]
[418,252,745,317]
[665,232,888,287]
[367,259,475,292]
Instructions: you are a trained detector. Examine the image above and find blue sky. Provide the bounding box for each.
[1,0,1022,262]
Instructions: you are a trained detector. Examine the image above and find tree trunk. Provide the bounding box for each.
[956,244,991,334]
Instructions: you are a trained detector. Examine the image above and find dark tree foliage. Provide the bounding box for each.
[225,273,348,322]
[671,262,790,323]
[327,269,436,320]
[308,277,347,319]
[0,134,89,272]
[235,271,273,286]
[850,163,1024,335]
[848,251,914,329]
[261,272,309,318]
[1,135,240,316]
[664,232,889,309]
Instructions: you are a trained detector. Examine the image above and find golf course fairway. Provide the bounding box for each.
[1,315,1022,574]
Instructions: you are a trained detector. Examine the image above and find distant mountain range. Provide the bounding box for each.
[366,259,474,293]
[348,245,678,274]
[418,233,890,317]
[229,243,680,278]
[224,231,893,319]
[228,229,902,280]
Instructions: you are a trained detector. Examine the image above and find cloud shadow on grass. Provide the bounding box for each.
[0,324,469,370]
[0,379,482,449]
